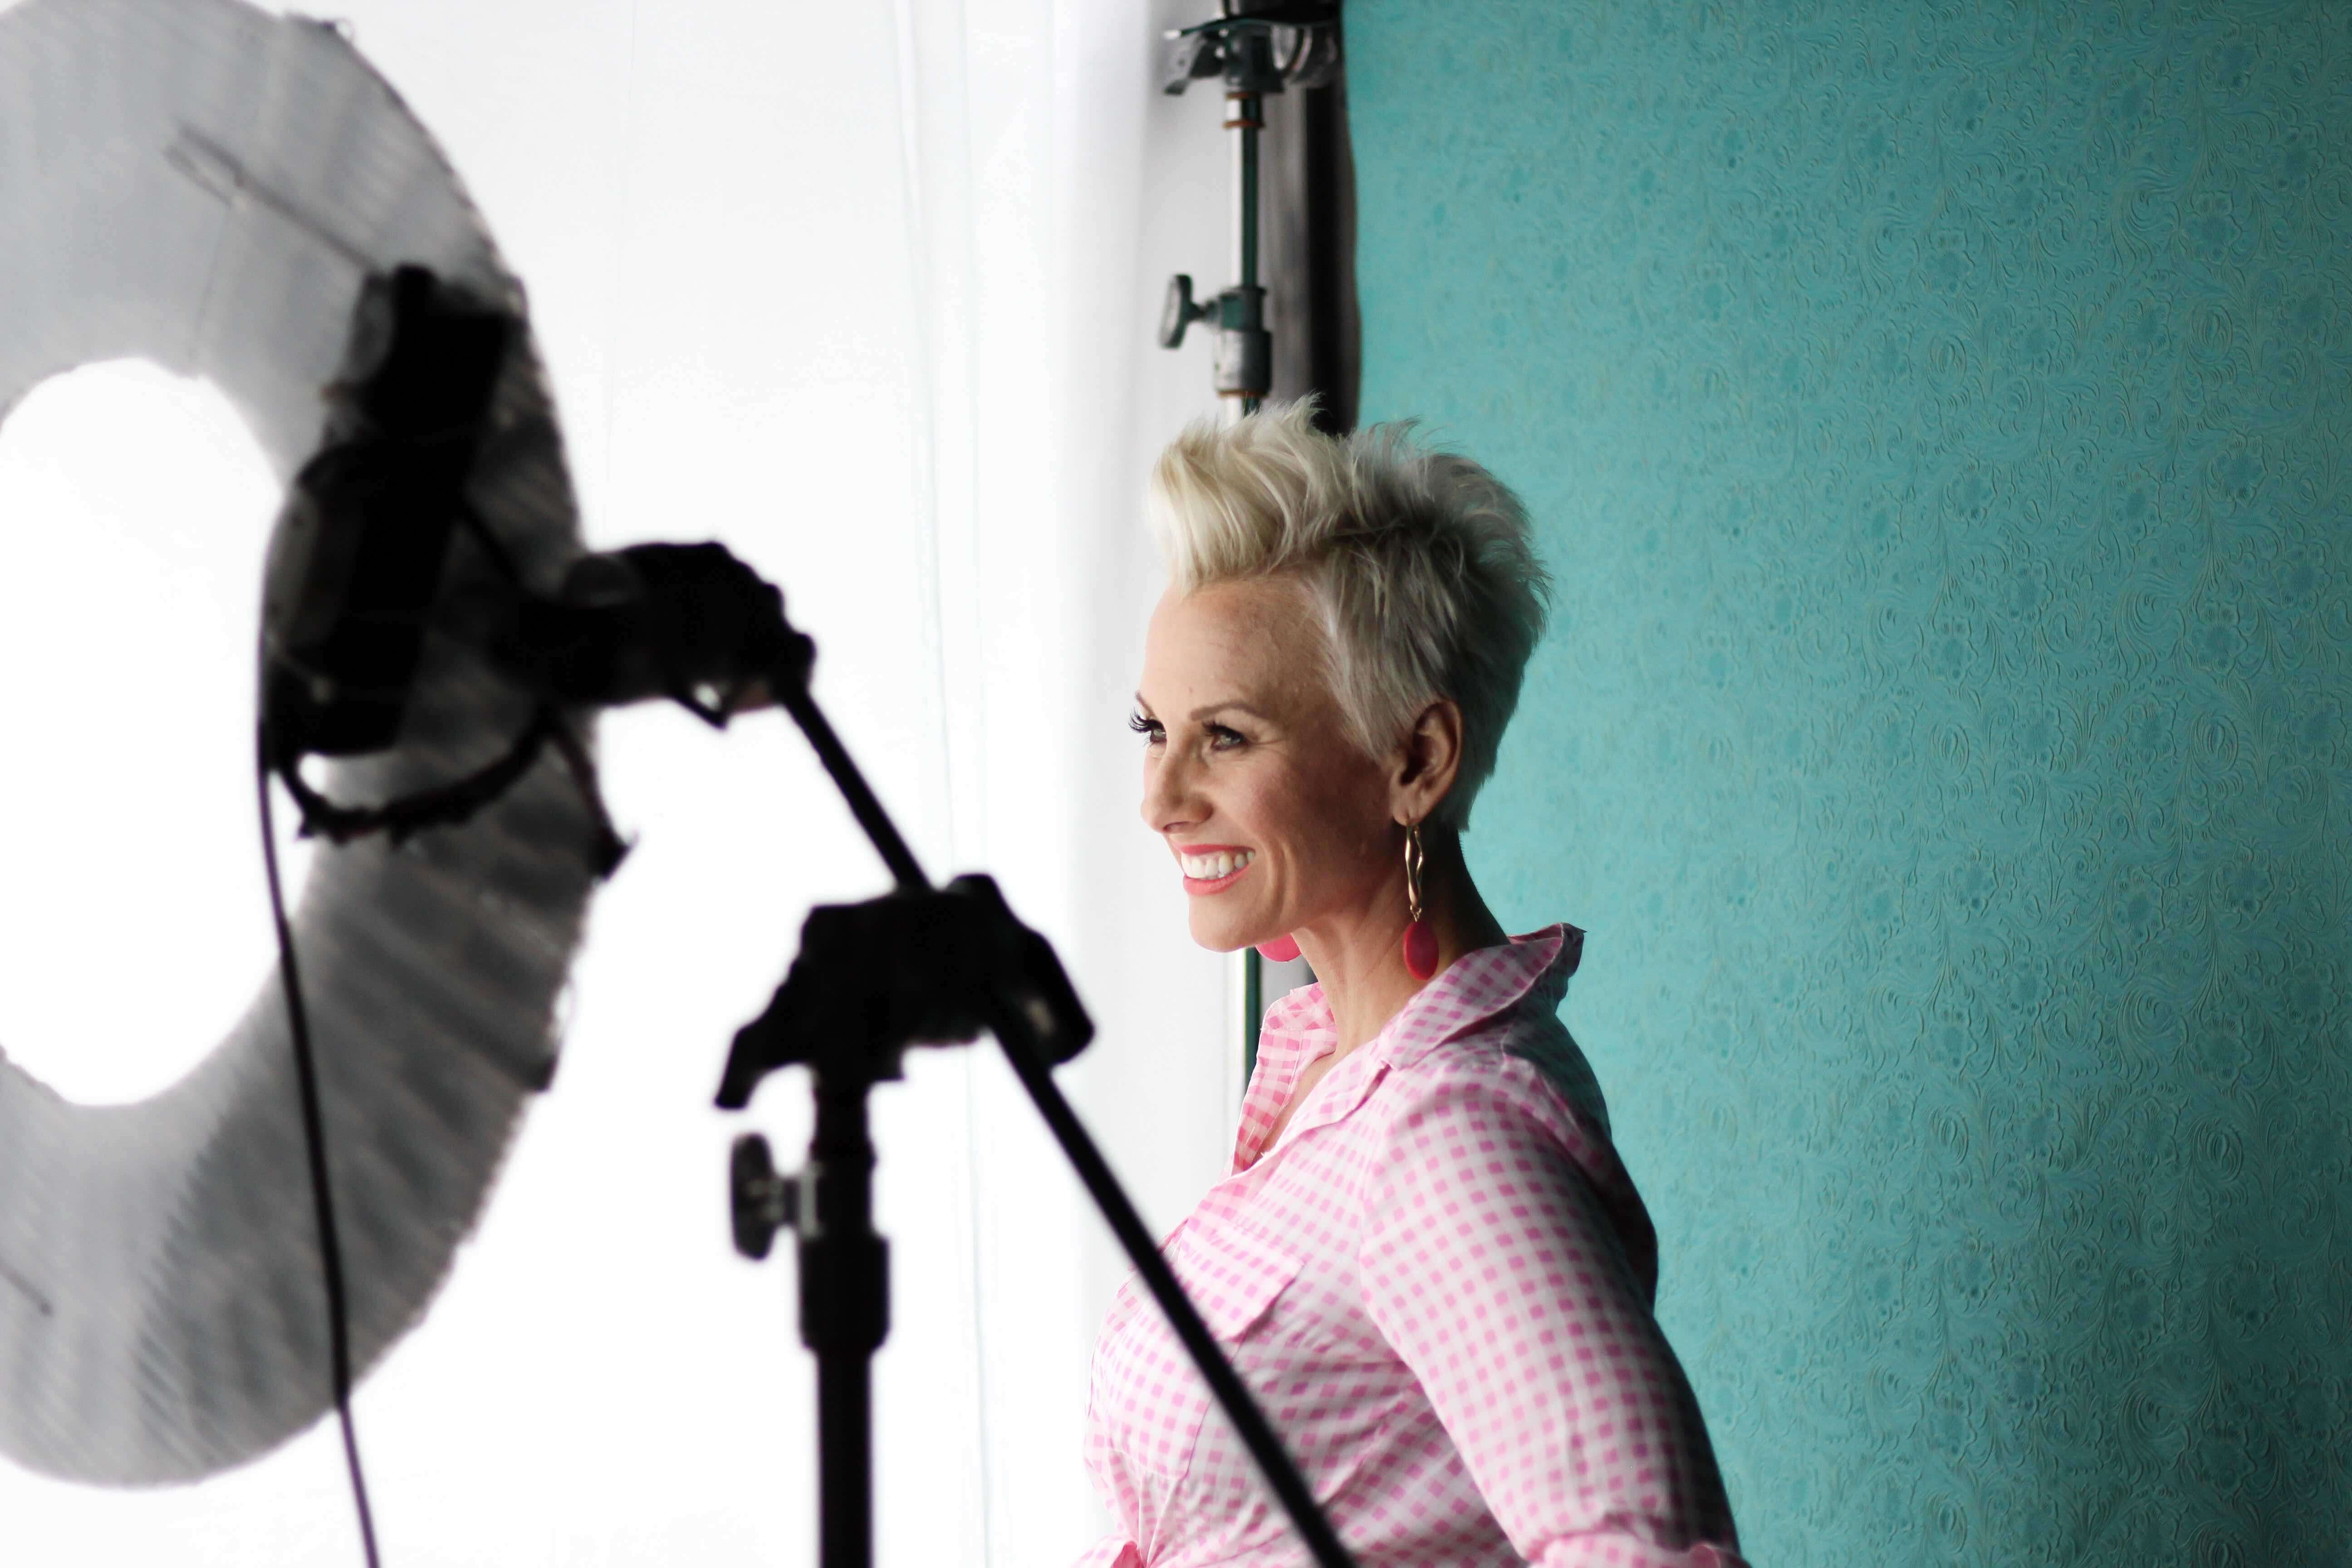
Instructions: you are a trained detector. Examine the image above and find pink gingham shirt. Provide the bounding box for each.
[1076,926,1746,1568]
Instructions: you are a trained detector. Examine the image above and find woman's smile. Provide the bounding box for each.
[1176,843,1256,893]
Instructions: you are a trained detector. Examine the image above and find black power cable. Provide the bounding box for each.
[256,719,384,1568]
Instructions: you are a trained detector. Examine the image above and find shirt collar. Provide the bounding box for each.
[1234,923,1585,1171]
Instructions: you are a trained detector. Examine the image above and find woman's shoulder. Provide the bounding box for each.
[1368,1002,1615,1165]
[1361,1004,1661,1299]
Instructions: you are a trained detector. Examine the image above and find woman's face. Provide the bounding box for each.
[1134,576,1397,953]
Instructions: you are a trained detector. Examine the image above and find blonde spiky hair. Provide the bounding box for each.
[1147,401,1552,828]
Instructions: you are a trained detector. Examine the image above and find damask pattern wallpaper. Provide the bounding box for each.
[1347,2,2351,1561]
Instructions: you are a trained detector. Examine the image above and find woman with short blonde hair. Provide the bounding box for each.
[1079,403,1745,1568]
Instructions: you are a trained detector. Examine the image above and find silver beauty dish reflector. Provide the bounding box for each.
[0,0,608,1485]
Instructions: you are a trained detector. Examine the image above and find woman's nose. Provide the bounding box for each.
[1140,747,1202,834]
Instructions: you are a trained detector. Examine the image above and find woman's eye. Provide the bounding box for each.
[1127,712,1164,744]
[1206,725,1246,751]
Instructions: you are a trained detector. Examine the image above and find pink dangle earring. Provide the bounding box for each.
[1255,934,1302,962]
[1401,821,1439,980]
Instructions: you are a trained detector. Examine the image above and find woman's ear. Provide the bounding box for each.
[1389,698,1466,824]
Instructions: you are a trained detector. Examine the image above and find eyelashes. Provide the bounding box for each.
[1129,712,1246,750]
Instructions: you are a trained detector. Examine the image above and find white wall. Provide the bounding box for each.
[0,0,1240,1562]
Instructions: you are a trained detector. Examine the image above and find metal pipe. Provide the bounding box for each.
[1231,88,1263,421]
[1237,97,1259,290]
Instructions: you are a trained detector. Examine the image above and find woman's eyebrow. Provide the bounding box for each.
[1189,701,1272,723]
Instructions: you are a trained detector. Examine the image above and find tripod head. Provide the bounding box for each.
[715,873,1094,1111]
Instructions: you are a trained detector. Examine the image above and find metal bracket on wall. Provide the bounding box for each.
[1158,1,1339,419]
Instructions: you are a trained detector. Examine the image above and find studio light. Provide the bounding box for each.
[0,0,604,1486]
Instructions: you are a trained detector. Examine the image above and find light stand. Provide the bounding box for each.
[706,586,1360,1568]
[259,260,1362,1568]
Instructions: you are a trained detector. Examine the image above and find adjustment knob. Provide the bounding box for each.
[1159,273,1217,349]
[729,1133,798,1260]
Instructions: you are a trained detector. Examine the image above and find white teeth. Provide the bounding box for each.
[1181,848,1254,879]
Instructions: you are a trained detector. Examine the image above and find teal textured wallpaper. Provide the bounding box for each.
[1348,3,2352,1563]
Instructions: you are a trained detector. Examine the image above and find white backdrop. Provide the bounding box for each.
[0,0,1245,1562]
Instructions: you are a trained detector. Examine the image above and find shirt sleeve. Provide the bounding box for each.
[1356,1062,1746,1568]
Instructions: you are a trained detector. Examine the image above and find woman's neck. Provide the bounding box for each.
[1293,826,1509,1057]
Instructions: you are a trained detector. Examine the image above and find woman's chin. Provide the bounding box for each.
[1187,911,1260,954]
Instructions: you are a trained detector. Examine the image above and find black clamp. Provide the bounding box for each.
[1159,3,1339,96]
[1162,274,1271,399]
